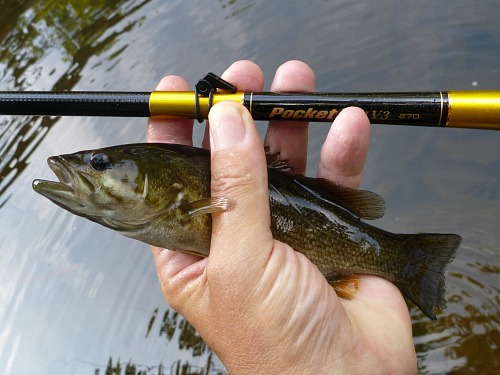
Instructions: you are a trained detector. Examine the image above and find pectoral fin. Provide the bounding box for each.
[325,273,361,299]
[179,197,230,217]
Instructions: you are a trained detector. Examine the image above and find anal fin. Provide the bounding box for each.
[325,273,361,300]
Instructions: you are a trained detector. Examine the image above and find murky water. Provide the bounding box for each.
[0,0,498,373]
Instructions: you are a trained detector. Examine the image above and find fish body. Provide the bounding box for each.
[33,143,461,319]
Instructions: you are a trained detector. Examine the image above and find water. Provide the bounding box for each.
[0,0,499,373]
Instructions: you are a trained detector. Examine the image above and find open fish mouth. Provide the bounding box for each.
[32,157,75,195]
[32,156,95,201]
[48,156,74,186]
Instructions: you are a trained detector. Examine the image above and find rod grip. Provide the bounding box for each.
[0,92,151,117]
[246,92,448,126]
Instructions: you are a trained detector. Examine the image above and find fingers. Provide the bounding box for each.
[219,60,265,91]
[318,107,370,189]
[146,75,194,145]
[264,60,316,175]
[207,101,274,287]
[201,60,264,148]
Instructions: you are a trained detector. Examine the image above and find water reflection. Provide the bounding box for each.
[0,0,152,207]
[391,199,500,374]
[96,308,225,375]
[219,0,255,19]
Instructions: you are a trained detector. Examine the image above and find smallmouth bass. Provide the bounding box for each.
[33,143,461,319]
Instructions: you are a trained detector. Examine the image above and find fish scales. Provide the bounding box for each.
[33,143,461,319]
[268,169,407,278]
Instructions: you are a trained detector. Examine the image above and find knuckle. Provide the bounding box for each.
[211,152,258,198]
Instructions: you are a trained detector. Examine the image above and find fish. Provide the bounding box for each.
[32,143,461,319]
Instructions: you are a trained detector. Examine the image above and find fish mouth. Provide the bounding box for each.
[32,156,95,203]
[48,156,74,186]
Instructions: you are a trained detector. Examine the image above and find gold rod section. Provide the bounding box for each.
[447,91,500,130]
[150,92,245,119]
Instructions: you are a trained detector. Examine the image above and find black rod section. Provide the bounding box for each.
[0,92,151,117]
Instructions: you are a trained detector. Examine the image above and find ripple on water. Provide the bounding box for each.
[407,202,499,374]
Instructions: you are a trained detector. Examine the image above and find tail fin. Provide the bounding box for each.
[396,233,461,320]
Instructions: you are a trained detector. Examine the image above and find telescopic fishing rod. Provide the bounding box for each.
[0,73,498,130]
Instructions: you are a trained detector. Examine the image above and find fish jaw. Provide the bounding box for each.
[48,156,73,185]
[32,178,75,204]
[32,156,95,211]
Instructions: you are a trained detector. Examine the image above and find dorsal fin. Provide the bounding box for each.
[265,147,293,173]
[264,146,385,220]
[294,177,385,220]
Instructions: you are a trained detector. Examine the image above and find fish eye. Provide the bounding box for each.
[89,153,111,171]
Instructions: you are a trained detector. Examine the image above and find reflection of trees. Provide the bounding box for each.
[99,354,224,375]
[0,0,152,206]
[95,308,226,375]
[154,308,210,358]
[218,0,255,18]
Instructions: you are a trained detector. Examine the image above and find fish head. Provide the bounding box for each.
[32,145,177,228]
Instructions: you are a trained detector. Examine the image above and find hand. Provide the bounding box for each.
[147,61,417,374]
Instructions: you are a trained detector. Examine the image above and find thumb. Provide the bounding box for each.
[207,101,274,290]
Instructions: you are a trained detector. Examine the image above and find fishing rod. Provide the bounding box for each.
[0,73,498,130]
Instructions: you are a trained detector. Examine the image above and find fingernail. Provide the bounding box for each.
[209,103,246,150]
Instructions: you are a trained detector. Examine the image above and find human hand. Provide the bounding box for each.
[147,60,417,374]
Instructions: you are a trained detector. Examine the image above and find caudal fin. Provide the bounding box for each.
[396,233,461,320]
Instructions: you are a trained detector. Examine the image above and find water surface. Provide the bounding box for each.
[0,0,498,373]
